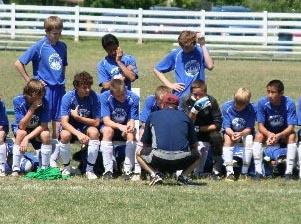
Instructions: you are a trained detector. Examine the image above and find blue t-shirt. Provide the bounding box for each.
[19,36,68,86]
[100,90,139,124]
[297,97,301,126]
[0,100,9,128]
[256,96,297,133]
[139,95,160,123]
[12,95,50,130]
[222,100,256,132]
[155,46,205,97]
[97,54,138,90]
[141,108,197,152]
[60,90,101,130]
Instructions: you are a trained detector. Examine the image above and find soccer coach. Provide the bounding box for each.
[136,93,201,186]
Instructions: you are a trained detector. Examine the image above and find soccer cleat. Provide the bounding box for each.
[11,171,20,177]
[225,174,236,182]
[123,172,132,181]
[102,171,113,180]
[0,169,6,177]
[130,173,141,181]
[210,172,223,181]
[149,174,163,186]
[62,166,71,177]
[252,172,264,181]
[177,174,193,185]
[239,174,249,181]
[86,171,97,180]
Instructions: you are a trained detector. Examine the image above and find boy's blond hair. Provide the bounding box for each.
[44,16,63,32]
[23,79,45,98]
[110,79,125,94]
[155,86,171,101]
[178,31,196,48]
[234,87,251,106]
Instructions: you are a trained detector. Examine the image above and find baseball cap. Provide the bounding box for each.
[162,93,179,106]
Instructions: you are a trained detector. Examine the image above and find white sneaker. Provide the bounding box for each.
[11,171,19,177]
[86,171,97,180]
[62,166,71,176]
[131,173,141,181]
[0,169,6,177]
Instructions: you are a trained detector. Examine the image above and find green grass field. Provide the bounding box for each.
[1,38,301,224]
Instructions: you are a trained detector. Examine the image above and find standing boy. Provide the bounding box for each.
[99,79,139,180]
[15,16,67,139]
[11,79,51,176]
[97,34,138,91]
[253,80,297,180]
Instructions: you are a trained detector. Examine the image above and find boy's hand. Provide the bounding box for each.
[76,132,90,145]
[266,133,277,145]
[231,132,242,142]
[20,137,29,152]
[126,123,135,133]
[71,105,79,118]
[30,100,43,111]
[196,32,205,46]
[115,47,123,62]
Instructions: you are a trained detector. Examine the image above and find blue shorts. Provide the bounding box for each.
[45,85,65,121]
[264,145,287,161]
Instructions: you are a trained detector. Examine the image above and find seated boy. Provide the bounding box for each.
[222,88,256,181]
[11,79,51,176]
[253,80,297,180]
[54,71,101,179]
[99,79,139,180]
[0,98,9,176]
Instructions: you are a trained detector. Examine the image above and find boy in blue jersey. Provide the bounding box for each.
[11,79,51,176]
[0,98,9,176]
[99,79,139,180]
[97,34,138,91]
[222,88,256,181]
[55,72,101,179]
[154,31,214,98]
[253,80,297,180]
[15,16,67,139]
[295,97,301,179]
[181,80,223,179]
[136,93,201,186]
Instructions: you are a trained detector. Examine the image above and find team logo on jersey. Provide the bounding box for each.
[232,118,247,132]
[28,115,40,128]
[268,115,284,128]
[112,108,127,123]
[48,53,62,71]
[79,108,90,118]
[111,66,123,79]
[184,60,200,77]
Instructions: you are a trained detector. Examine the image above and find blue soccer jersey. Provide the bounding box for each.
[222,100,256,132]
[100,90,139,124]
[19,36,67,86]
[256,96,297,133]
[0,100,9,132]
[60,90,101,131]
[11,95,50,131]
[141,108,197,152]
[155,46,205,97]
[97,54,138,90]
[297,97,301,126]
[139,95,160,123]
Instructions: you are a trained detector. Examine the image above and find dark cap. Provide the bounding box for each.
[162,93,179,106]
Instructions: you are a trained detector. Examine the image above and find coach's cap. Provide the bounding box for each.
[162,93,179,106]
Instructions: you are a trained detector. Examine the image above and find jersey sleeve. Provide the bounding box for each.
[155,51,175,73]
[100,93,111,118]
[92,92,101,119]
[97,60,111,86]
[124,55,138,77]
[222,103,232,129]
[60,93,72,117]
[130,94,139,120]
[13,97,25,126]
[18,44,39,65]
[139,96,154,123]
[287,99,297,125]
[246,105,256,128]
[256,99,265,124]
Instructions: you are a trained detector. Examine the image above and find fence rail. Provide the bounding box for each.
[1,4,301,59]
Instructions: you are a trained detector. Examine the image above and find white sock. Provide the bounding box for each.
[50,139,60,167]
[223,146,234,175]
[242,135,253,174]
[253,142,263,174]
[100,141,113,173]
[86,140,100,173]
[123,141,136,174]
[12,144,22,172]
[285,143,297,175]
[60,143,71,167]
[40,144,52,168]
[0,143,7,171]
[195,142,209,175]
[298,144,301,178]
[134,142,142,174]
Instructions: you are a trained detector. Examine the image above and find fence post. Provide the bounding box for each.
[263,11,268,46]
[74,5,80,42]
[137,8,143,44]
[200,9,205,36]
[10,3,16,39]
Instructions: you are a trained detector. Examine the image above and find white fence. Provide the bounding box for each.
[1,4,301,59]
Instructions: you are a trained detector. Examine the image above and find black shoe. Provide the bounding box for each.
[177,174,193,185]
[252,172,264,181]
[149,173,163,186]
[211,172,223,181]
[102,171,113,180]
[123,172,133,181]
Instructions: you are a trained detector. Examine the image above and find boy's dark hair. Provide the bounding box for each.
[190,80,207,93]
[267,79,284,93]
[23,79,45,97]
[73,71,93,88]
[178,30,196,48]
[101,34,119,49]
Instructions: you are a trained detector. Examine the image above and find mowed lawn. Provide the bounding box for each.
[1,38,301,224]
